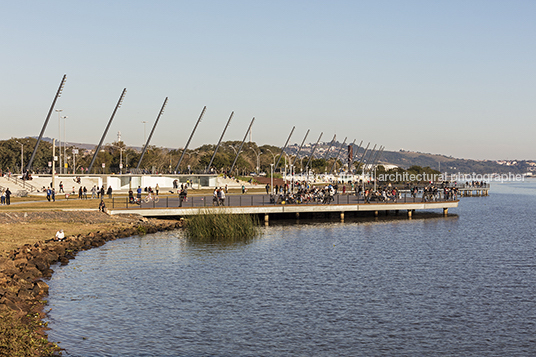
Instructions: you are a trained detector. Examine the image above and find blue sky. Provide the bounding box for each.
[1,0,535,160]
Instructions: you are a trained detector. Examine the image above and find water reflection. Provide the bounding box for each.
[45,183,536,356]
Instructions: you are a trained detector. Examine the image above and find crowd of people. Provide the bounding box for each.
[263,180,460,205]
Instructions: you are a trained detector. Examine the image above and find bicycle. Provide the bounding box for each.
[143,195,160,204]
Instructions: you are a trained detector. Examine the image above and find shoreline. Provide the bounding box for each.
[0,211,183,355]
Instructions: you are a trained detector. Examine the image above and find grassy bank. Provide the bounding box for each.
[0,310,59,356]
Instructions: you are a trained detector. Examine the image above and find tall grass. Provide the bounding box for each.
[185,209,261,243]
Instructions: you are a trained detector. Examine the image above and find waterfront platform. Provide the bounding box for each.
[108,196,459,220]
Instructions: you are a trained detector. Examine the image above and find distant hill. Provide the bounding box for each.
[286,141,533,175]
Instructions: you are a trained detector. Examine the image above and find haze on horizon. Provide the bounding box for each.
[1,1,534,161]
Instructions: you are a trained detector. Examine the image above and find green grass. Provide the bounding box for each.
[185,209,261,243]
[0,310,60,357]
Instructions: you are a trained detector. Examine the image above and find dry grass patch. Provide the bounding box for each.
[0,221,133,256]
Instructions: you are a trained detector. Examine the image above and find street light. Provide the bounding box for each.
[265,148,276,166]
[141,121,147,144]
[111,143,125,174]
[62,115,67,174]
[249,146,261,174]
[55,109,62,174]
[15,141,23,174]
[270,163,274,196]
[227,144,238,155]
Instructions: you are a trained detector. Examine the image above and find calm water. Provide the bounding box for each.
[46,181,536,356]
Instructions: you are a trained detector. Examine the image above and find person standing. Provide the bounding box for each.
[219,187,226,206]
[5,188,11,205]
[137,186,142,201]
[155,183,159,196]
[59,181,64,193]
[107,186,113,199]
[51,188,56,202]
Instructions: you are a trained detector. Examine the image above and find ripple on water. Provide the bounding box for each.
[46,183,536,356]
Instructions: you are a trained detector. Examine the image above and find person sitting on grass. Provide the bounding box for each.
[55,229,65,241]
[99,200,106,212]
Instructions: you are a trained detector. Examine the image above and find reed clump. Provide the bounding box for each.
[185,209,261,242]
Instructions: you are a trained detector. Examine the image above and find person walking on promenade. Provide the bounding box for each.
[213,188,218,206]
[78,186,83,199]
[219,187,226,206]
[5,188,11,205]
[107,186,113,199]
[59,181,64,193]
[1,189,5,205]
[83,186,88,199]
[51,188,56,202]
[155,184,159,196]
[91,185,97,199]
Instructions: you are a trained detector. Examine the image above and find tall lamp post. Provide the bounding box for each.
[270,163,274,195]
[265,148,276,166]
[250,146,261,174]
[15,141,23,174]
[62,115,67,174]
[227,144,238,155]
[141,121,147,144]
[55,109,62,174]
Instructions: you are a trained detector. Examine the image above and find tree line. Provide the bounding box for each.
[0,137,351,175]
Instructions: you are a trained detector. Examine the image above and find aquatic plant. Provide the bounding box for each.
[185,209,261,242]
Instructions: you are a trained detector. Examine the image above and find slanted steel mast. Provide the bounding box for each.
[205,111,234,173]
[290,129,310,167]
[26,74,67,173]
[229,117,255,174]
[354,142,370,173]
[323,134,337,160]
[88,88,127,173]
[136,97,168,169]
[350,140,363,172]
[174,106,206,173]
[274,126,295,169]
[305,132,323,169]
[329,137,347,174]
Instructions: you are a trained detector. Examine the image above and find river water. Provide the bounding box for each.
[46,181,536,356]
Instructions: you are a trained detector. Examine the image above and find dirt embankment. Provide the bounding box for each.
[0,211,151,255]
[0,210,136,225]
